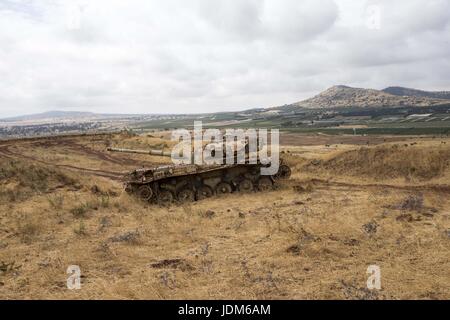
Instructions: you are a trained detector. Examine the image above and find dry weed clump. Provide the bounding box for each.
[14,212,44,244]
[0,261,21,276]
[108,230,141,244]
[47,194,65,210]
[69,194,112,218]
[150,258,194,272]
[198,209,216,219]
[293,183,314,193]
[362,221,378,235]
[73,220,88,236]
[338,280,382,300]
[90,184,119,197]
[70,203,91,217]
[398,194,424,211]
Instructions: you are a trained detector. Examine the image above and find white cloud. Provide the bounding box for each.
[0,0,449,117]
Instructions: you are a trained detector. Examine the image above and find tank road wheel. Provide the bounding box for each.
[136,185,153,201]
[257,177,273,192]
[216,182,232,195]
[238,179,254,193]
[275,164,291,180]
[196,185,213,200]
[158,190,174,205]
[244,166,260,181]
[177,187,195,202]
[125,183,134,194]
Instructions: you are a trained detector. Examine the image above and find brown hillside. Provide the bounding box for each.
[292,85,450,108]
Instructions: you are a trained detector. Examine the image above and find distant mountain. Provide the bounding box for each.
[288,85,450,109]
[382,86,450,100]
[0,110,99,122]
[0,110,146,122]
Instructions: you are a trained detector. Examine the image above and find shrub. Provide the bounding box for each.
[15,213,42,244]
[73,220,87,236]
[47,194,64,210]
[70,203,90,217]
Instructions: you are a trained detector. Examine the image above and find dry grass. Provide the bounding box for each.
[0,134,449,299]
[316,143,450,180]
[0,158,79,202]
[284,140,450,187]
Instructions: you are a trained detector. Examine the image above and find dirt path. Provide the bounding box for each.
[0,144,125,181]
[0,135,163,181]
[1,135,158,167]
[22,138,148,166]
[305,178,450,194]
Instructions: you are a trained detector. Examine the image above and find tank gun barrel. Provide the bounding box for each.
[107,147,172,157]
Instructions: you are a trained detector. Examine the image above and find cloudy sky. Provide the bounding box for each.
[0,0,449,117]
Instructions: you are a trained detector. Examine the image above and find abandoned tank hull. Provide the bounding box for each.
[107,146,291,204]
[123,161,291,204]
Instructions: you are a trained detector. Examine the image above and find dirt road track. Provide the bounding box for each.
[0,144,124,181]
[307,178,450,194]
[0,135,163,181]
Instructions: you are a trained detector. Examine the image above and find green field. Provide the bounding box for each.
[132,105,450,136]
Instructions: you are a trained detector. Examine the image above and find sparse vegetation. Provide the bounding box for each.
[14,213,43,244]
[307,143,450,180]
[108,230,141,244]
[73,220,88,236]
[0,132,449,299]
[0,158,78,202]
[70,203,90,218]
[47,194,64,210]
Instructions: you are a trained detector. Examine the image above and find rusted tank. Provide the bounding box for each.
[107,145,291,204]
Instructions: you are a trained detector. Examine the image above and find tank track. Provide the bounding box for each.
[125,163,291,205]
